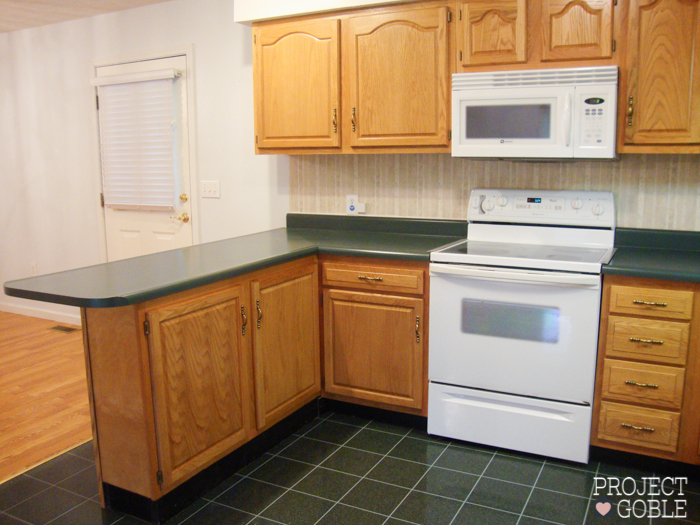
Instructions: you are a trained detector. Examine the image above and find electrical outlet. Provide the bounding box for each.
[346,194,359,215]
[202,180,220,198]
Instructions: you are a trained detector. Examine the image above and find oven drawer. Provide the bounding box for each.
[605,315,690,365]
[428,383,592,463]
[609,285,694,320]
[601,359,685,409]
[322,263,424,294]
[597,401,680,453]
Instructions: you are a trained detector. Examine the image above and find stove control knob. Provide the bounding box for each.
[571,198,584,210]
[592,204,605,216]
[481,199,495,212]
[496,196,508,207]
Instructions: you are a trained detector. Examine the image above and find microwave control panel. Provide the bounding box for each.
[468,189,615,227]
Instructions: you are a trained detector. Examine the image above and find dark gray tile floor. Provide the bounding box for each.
[1,411,698,525]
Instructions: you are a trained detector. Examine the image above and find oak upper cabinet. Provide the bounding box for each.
[343,6,450,148]
[322,259,428,413]
[541,0,614,61]
[253,18,341,150]
[622,0,700,149]
[456,0,526,67]
[250,259,321,431]
[145,285,253,492]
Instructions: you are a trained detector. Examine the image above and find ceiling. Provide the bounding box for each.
[0,0,173,34]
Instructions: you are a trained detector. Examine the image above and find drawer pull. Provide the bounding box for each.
[632,300,668,307]
[629,337,664,345]
[624,380,659,389]
[358,275,383,282]
[621,423,655,433]
[416,316,420,343]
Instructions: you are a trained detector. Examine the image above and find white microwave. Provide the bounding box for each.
[452,66,618,159]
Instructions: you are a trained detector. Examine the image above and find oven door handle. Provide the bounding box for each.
[429,263,600,288]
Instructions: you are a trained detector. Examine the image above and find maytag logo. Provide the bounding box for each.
[592,476,688,519]
[500,139,513,144]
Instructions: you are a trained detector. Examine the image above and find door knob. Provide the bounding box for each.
[170,213,190,223]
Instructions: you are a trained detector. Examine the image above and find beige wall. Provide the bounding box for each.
[290,154,700,231]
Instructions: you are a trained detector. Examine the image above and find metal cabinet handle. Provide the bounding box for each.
[629,337,664,345]
[351,107,356,132]
[241,306,247,335]
[256,299,263,329]
[625,380,659,389]
[333,108,337,134]
[621,423,655,433]
[415,316,420,343]
[627,96,634,127]
[358,275,383,282]
[632,300,667,307]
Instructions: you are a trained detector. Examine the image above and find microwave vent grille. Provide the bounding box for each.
[453,66,618,90]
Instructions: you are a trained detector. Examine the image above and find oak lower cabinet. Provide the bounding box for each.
[250,261,321,431]
[321,257,428,414]
[82,256,320,501]
[591,275,700,465]
[621,0,700,151]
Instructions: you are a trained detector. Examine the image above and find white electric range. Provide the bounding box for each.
[428,189,615,463]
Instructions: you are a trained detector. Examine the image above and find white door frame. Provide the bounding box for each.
[91,45,200,263]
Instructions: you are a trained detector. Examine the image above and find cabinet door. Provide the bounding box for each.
[343,6,450,147]
[253,18,340,149]
[251,262,321,430]
[624,0,700,144]
[541,0,614,61]
[146,285,251,491]
[324,289,424,409]
[457,0,526,67]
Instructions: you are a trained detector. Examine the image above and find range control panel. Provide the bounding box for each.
[468,189,616,228]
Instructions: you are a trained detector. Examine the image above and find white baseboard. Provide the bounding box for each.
[0,302,81,325]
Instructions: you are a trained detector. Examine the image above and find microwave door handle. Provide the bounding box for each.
[429,263,600,288]
[563,93,572,147]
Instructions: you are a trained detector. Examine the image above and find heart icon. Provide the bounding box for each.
[596,502,612,516]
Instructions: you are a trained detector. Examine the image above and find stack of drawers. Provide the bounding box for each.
[595,280,694,455]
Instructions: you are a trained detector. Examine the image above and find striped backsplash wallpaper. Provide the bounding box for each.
[289,154,700,231]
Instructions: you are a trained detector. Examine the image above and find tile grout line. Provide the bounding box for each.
[0,510,34,525]
[379,438,455,525]
[514,458,547,525]
[446,448,498,525]
[310,420,417,525]
[581,460,602,525]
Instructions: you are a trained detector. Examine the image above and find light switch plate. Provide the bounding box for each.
[202,181,220,198]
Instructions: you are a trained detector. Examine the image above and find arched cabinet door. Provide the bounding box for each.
[541,0,614,61]
[457,0,527,68]
[343,6,450,148]
[253,18,341,150]
[624,0,700,145]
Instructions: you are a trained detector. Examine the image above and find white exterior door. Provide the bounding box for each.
[96,56,193,262]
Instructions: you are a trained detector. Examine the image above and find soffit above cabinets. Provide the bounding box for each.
[0,0,171,34]
[234,0,422,24]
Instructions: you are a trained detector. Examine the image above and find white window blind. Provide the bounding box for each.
[97,76,178,211]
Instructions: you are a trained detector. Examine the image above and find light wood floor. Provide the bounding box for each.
[0,311,92,484]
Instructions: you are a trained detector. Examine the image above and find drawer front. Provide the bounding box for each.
[601,359,685,409]
[605,315,689,365]
[609,285,694,320]
[322,263,424,294]
[598,401,680,453]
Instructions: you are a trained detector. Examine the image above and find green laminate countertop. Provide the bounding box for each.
[3,225,461,308]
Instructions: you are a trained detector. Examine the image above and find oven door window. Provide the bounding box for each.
[461,299,560,343]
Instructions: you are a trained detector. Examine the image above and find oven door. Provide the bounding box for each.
[429,263,601,405]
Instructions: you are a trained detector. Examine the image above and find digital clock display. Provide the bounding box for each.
[527,198,542,203]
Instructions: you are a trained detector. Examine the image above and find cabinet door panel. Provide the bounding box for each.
[344,7,449,147]
[625,0,700,144]
[254,18,340,149]
[458,0,526,67]
[542,0,613,61]
[147,286,250,491]
[252,262,320,430]
[324,290,424,409]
